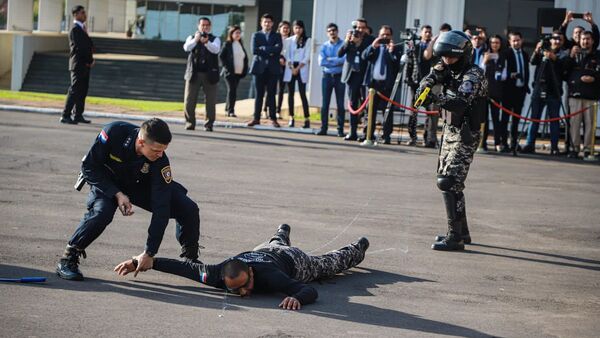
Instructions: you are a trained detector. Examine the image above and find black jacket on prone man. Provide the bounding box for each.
[114,224,369,310]
[414,31,488,251]
[57,118,201,281]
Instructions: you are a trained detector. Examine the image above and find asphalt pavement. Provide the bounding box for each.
[1,110,599,337]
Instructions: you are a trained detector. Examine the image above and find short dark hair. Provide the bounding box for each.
[262,13,274,21]
[421,25,432,31]
[326,23,338,31]
[198,17,211,24]
[356,18,367,25]
[72,5,85,16]
[508,31,522,39]
[582,30,594,40]
[439,23,452,31]
[140,118,172,145]
[221,258,249,279]
[574,25,585,31]
[379,25,393,36]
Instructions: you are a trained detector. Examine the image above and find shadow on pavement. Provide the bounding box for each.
[466,244,600,272]
[0,264,242,312]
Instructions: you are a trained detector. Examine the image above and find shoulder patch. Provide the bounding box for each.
[98,130,109,144]
[433,63,445,71]
[161,166,172,184]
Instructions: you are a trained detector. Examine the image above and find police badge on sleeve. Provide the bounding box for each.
[161,166,172,183]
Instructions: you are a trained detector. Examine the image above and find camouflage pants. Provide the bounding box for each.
[437,123,480,212]
[253,234,365,283]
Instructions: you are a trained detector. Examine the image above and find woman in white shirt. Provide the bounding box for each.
[219,25,248,118]
[283,20,311,128]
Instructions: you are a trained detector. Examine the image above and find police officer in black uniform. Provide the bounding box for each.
[415,31,488,251]
[57,118,201,280]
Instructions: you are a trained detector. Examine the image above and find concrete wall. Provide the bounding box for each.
[10,33,68,91]
[406,0,465,36]
[7,0,34,32]
[0,33,15,88]
[308,0,363,109]
[108,0,127,32]
[38,0,64,32]
[88,0,109,32]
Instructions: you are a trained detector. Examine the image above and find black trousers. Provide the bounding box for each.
[347,77,366,137]
[225,74,242,115]
[68,182,200,257]
[254,71,278,121]
[63,68,90,118]
[500,90,526,149]
[287,64,309,118]
[369,80,393,140]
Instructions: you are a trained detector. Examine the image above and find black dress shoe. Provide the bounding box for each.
[567,151,578,158]
[520,144,535,154]
[315,129,327,136]
[204,126,213,132]
[303,120,310,129]
[550,148,560,156]
[73,116,91,124]
[227,113,237,118]
[288,118,295,127]
[344,134,357,141]
[59,116,77,124]
[337,130,345,137]
[382,138,391,145]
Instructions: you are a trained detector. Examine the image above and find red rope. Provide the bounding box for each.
[490,99,592,123]
[347,96,369,115]
[376,92,439,115]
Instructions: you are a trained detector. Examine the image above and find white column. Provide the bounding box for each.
[282,0,292,21]
[65,0,89,31]
[7,0,34,32]
[108,0,126,32]
[308,0,363,108]
[88,0,109,33]
[38,0,63,32]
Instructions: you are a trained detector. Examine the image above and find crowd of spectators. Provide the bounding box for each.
[181,11,599,160]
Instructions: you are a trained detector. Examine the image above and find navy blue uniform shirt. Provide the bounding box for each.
[82,121,173,255]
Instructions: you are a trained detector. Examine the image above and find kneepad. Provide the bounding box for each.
[437,175,455,191]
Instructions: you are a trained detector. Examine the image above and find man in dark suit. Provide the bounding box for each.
[247,13,283,128]
[339,18,375,141]
[362,25,401,144]
[61,5,94,125]
[501,31,529,152]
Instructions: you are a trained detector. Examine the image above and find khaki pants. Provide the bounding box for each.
[568,98,596,153]
[184,72,217,129]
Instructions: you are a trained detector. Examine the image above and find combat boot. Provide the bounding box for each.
[180,245,203,264]
[270,224,291,246]
[352,237,370,254]
[56,245,86,281]
[432,191,465,251]
[435,192,471,244]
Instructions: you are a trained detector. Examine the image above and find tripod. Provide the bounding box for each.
[514,55,568,156]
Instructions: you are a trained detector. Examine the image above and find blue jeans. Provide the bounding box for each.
[526,96,561,148]
[320,73,346,132]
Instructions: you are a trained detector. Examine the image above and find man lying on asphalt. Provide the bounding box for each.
[114,224,369,310]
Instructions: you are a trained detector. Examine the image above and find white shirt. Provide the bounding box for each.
[74,20,85,31]
[183,34,221,54]
[232,41,245,75]
[373,46,387,81]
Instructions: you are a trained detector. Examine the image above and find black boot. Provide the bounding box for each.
[352,236,370,254]
[432,191,465,251]
[435,192,472,244]
[180,245,203,264]
[270,223,291,246]
[56,245,86,280]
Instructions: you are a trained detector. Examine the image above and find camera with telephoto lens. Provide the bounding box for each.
[539,35,552,52]
[350,21,361,38]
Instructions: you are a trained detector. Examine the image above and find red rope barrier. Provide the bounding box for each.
[347,96,369,115]
[490,99,592,123]
[376,92,439,115]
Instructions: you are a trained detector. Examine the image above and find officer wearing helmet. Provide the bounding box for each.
[415,30,488,251]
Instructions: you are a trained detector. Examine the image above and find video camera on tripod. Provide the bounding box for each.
[399,19,422,45]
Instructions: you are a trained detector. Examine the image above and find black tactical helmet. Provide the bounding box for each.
[433,30,473,59]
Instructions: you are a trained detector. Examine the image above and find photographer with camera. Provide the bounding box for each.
[560,11,599,51]
[405,25,438,147]
[521,32,566,155]
[183,17,221,131]
[362,25,402,143]
[563,30,600,160]
[338,18,375,141]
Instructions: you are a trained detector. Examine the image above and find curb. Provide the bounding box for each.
[0,104,334,136]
